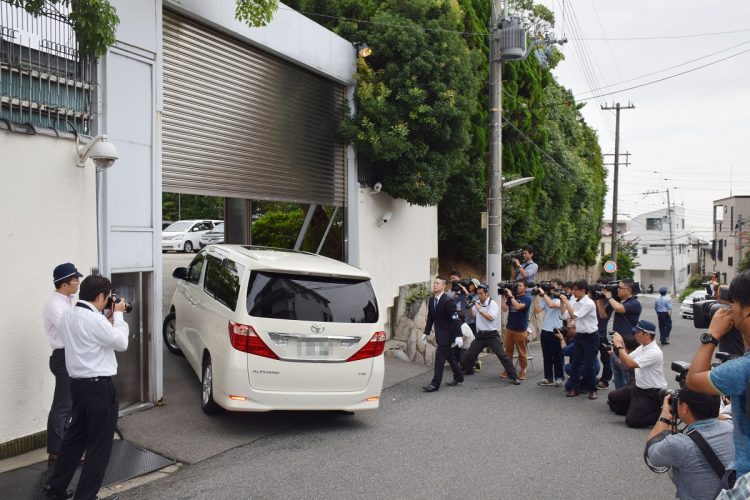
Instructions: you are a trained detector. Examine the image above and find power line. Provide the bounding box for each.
[574,26,750,41]
[574,48,750,102]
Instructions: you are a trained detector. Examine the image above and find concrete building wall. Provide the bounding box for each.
[0,133,98,443]
[355,187,438,325]
[710,196,750,283]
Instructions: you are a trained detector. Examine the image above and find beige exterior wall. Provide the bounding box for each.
[0,132,98,443]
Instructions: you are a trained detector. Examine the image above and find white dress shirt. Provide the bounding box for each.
[631,341,667,389]
[58,301,129,378]
[42,291,75,349]
[572,294,598,333]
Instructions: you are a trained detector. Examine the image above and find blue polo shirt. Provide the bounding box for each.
[506,292,532,331]
[709,352,750,475]
[607,296,641,335]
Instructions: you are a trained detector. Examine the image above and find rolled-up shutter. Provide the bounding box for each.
[162,10,346,206]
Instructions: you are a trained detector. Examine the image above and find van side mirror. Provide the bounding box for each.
[172,267,188,280]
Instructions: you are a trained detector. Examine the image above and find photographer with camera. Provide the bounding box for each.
[501,281,533,380]
[593,279,615,390]
[462,284,521,385]
[42,275,129,500]
[511,245,538,285]
[449,270,469,317]
[559,279,600,399]
[686,270,750,482]
[645,389,734,500]
[596,279,642,388]
[533,278,566,387]
[607,320,667,427]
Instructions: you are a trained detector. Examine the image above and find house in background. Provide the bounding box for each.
[625,206,690,294]
[599,219,629,266]
[710,196,750,284]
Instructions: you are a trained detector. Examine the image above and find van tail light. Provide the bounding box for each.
[347,331,386,362]
[228,321,279,359]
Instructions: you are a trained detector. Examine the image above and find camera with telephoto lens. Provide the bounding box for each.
[530,281,552,296]
[657,361,690,426]
[503,249,523,261]
[693,285,733,329]
[497,280,524,296]
[589,280,641,300]
[106,294,133,313]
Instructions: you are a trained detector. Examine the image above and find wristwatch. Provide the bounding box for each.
[658,417,672,425]
[700,332,719,347]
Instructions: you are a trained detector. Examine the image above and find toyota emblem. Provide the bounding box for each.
[311,323,325,334]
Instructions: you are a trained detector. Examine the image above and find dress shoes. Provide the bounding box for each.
[422,384,439,392]
[42,484,73,500]
[499,371,509,378]
[510,378,521,386]
[565,389,579,397]
[462,369,475,376]
[446,380,462,386]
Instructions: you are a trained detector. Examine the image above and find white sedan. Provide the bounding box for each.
[680,290,708,319]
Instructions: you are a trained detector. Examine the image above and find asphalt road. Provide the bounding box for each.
[121,280,699,499]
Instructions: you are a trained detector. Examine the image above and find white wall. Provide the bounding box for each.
[356,187,437,317]
[0,132,98,443]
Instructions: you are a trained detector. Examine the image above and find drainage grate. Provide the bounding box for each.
[0,440,174,500]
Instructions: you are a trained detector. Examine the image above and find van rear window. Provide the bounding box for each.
[246,272,378,323]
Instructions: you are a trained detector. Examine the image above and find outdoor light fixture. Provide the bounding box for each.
[76,134,119,169]
[354,42,372,58]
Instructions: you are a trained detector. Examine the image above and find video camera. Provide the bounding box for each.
[451,278,471,293]
[589,280,642,300]
[503,249,523,261]
[498,280,528,296]
[693,285,733,329]
[530,281,569,299]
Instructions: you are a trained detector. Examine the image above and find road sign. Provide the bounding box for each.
[603,260,617,274]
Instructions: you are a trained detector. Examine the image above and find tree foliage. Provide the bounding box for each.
[600,239,639,280]
[235,0,279,27]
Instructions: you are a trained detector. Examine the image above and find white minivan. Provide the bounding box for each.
[162,219,222,253]
[163,245,385,414]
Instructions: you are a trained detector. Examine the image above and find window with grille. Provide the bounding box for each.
[0,1,94,133]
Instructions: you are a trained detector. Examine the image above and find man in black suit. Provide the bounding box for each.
[422,276,464,392]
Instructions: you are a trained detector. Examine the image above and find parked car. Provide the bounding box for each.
[681,290,708,319]
[162,220,174,230]
[199,222,224,248]
[163,245,385,414]
[162,219,222,253]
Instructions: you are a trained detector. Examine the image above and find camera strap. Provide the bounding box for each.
[685,428,726,479]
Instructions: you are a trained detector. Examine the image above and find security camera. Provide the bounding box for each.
[382,211,392,224]
[373,182,383,193]
[77,135,119,169]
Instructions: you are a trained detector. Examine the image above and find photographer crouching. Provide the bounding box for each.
[686,270,750,488]
[607,320,667,427]
[645,388,734,500]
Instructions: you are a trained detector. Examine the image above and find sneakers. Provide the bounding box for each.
[537,379,555,386]
[597,380,609,389]
[554,378,564,387]
[510,378,521,385]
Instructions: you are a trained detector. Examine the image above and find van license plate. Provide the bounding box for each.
[299,339,330,357]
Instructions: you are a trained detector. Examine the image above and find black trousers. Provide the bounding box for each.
[540,330,564,381]
[47,349,72,454]
[462,332,518,379]
[46,378,119,500]
[431,344,464,387]
[607,385,662,428]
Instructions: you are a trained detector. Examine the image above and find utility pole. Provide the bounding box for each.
[487,0,504,300]
[601,102,635,280]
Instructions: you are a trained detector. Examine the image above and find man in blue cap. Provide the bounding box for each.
[41,262,83,462]
[607,320,668,427]
[655,287,672,345]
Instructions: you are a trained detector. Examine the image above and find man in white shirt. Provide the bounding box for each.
[43,275,128,500]
[560,279,600,399]
[42,262,82,462]
[608,319,668,427]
